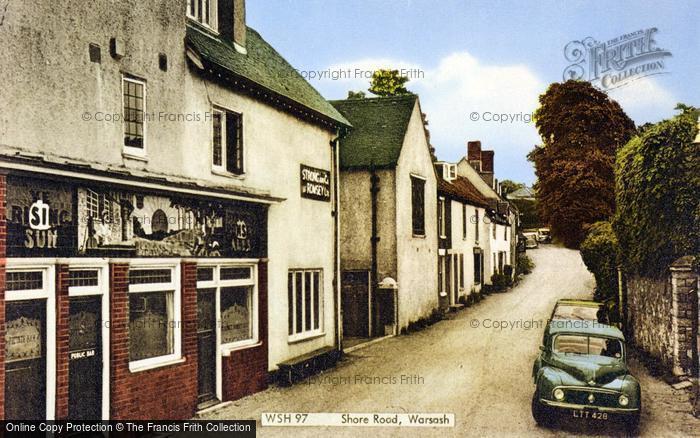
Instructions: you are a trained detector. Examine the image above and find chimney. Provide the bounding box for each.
[467,141,482,161]
[219,0,247,52]
[481,150,494,173]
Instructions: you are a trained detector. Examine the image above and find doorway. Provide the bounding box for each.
[68,296,102,419]
[197,288,217,407]
[341,271,370,339]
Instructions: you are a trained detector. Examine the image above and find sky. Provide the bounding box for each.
[247,0,699,185]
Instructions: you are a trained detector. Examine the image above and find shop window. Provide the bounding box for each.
[196,264,257,349]
[68,269,99,288]
[411,176,425,236]
[128,264,180,370]
[212,107,244,175]
[288,269,323,340]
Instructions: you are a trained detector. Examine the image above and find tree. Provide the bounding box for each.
[528,80,636,248]
[613,104,700,277]
[510,198,540,229]
[368,69,411,96]
[500,180,526,197]
[347,90,366,99]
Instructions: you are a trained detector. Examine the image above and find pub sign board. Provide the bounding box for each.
[6,175,76,257]
[300,164,331,202]
[5,175,267,258]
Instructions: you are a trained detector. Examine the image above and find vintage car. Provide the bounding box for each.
[536,227,551,243]
[523,232,539,249]
[532,321,641,432]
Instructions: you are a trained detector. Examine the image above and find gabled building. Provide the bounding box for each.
[0,0,349,420]
[435,163,490,307]
[331,95,438,345]
[456,141,519,282]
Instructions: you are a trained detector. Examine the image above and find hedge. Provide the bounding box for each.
[613,107,700,277]
[580,221,620,321]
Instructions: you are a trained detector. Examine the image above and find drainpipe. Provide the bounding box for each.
[331,132,342,353]
[370,168,380,337]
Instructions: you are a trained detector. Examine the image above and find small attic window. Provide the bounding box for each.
[187,0,218,31]
[442,163,457,181]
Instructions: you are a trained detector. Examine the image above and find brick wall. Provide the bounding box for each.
[55,264,70,419]
[222,261,268,401]
[109,262,198,419]
[0,174,6,418]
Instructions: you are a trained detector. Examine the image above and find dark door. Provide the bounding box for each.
[341,271,369,338]
[445,257,452,304]
[197,289,217,406]
[68,296,102,419]
[5,300,46,420]
[453,255,460,304]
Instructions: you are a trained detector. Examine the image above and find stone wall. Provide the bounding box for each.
[626,256,698,376]
[626,275,674,370]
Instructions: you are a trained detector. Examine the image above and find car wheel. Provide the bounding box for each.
[531,391,551,427]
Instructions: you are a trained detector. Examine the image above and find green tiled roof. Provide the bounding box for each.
[186,25,350,128]
[330,95,418,169]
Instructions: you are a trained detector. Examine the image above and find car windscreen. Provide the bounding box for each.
[552,304,600,321]
[553,335,623,359]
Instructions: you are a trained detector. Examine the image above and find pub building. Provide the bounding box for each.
[0,0,349,420]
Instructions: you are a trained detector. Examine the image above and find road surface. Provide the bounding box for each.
[200,246,700,437]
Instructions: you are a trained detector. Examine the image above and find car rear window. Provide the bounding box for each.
[553,335,623,358]
[552,304,600,321]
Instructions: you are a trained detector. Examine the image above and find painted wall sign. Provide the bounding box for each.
[300,164,331,202]
[5,316,42,363]
[77,188,267,258]
[6,176,76,256]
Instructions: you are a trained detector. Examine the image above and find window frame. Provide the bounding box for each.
[186,0,219,32]
[211,106,245,176]
[475,209,480,242]
[127,261,182,372]
[459,253,465,289]
[410,175,426,237]
[287,269,324,343]
[122,76,147,158]
[438,196,446,239]
[462,204,468,240]
[196,262,259,352]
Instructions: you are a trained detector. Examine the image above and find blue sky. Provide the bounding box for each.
[248,1,699,184]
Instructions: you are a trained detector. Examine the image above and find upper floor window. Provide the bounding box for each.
[187,0,218,30]
[438,197,446,238]
[411,176,425,236]
[493,222,497,239]
[475,209,480,241]
[123,77,146,155]
[462,204,467,240]
[212,108,244,175]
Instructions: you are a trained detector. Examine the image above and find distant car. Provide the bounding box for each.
[524,232,539,249]
[532,321,641,433]
[537,228,552,243]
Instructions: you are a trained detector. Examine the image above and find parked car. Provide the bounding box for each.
[524,232,539,249]
[532,321,641,433]
[537,227,552,243]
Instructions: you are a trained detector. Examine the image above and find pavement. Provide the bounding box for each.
[199,246,700,437]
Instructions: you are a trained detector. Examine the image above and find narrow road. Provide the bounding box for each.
[201,246,699,437]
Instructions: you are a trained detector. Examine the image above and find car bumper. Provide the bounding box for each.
[540,399,640,415]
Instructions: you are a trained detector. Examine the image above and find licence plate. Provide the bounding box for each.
[572,410,608,420]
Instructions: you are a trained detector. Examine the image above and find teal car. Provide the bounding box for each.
[532,321,641,432]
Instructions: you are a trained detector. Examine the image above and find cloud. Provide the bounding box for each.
[604,77,677,124]
[315,53,677,184]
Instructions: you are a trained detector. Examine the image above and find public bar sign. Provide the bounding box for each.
[300,164,331,202]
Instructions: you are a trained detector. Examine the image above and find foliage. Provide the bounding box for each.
[347,90,366,99]
[528,80,636,248]
[580,221,619,310]
[613,105,700,277]
[500,180,525,196]
[510,198,540,229]
[516,254,534,276]
[490,273,510,292]
[368,69,411,97]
